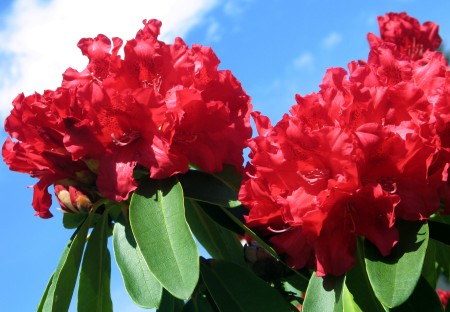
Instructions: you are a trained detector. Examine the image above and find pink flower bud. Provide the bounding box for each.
[54,185,92,213]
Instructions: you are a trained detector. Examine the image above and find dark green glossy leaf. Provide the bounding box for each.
[219,205,278,258]
[195,201,245,235]
[158,289,185,312]
[37,274,53,312]
[130,177,199,299]
[281,279,304,308]
[178,170,240,208]
[183,294,217,312]
[113,216,163,308]
[200,259,295,312]
[219,205,309,291]
[391,276,444,312]
[340,284,364,312]
[365,221,429,308]
[345,239,386,312]
[107,203,122,222]
[435,238,450,280]
[78,211,112,312]
[422,238,438,288]
[183,300,198,312]
[62,212,87,229]
[43,214,92,311]
[301,274,344,312]
[182,286,217,312]
[212,164,243,191]
[430,211,450,226]
[185,199,245,266]
[429,220,450,246]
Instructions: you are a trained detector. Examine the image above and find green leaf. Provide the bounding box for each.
[182,285,217,312]
[43,214,93,311]
[345,238,386,312]
[430,211,450,226]
[113,215,163,309]
[185,199,246,266]
[200,259,295,312]
[158,289,185,312]
[212,164,243,191]
[37,274,53,312]
[129,177,199,299]
[219,205,278,258]
[422,238,438,288]
[340,284,363,312]
[429,220,450,246]
[391,276,444,312]
[183,293,217,312]
[178,170,241,208]
[195,201,245,235]
[365,220,429,308]
[63,212,88,229]
[218,204,309,291]
[435,239,450,280]
[78,211,113,312]
[301,274,344,312]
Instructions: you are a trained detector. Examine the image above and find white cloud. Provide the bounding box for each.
[321,32,342,50]
[205,18,222,42]
[223,0,253,17]
[293,52,314,71]
[0,0,219,118]
[224,1,244,16]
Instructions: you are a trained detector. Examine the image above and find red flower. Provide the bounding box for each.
[437,289,450,309]
[367,12,442,60]
[54,185,93,214]
[240,111,400,276]
[3,19,252,217]
[240,13,447,276]
[2,90,92,218]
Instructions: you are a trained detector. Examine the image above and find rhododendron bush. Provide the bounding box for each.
[2,12,450,312]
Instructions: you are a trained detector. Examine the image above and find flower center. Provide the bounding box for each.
[299,168,330,185]
[111,131,141,146]
[377,175,397,193]
[174,130,198,144]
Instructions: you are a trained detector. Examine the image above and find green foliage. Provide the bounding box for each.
[178,169,241,207]
[42,214,93,311]
[37,274,53,312]
[113,216,163,309]
[129,177,199,299]
[365,221,429,308]
[391,276,444,312]
[301,274,344,312]
[345,239,386,312]
[77,211,113,312]
[62,212,88,229]
[200,259,295,311]
[158,289,185,312]
[42,168,450,312]
[185,199,246,266]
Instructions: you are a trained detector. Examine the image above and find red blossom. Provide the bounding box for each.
[54,185,93,214]
[437,289,450,309]
[240,12,448,276]
[367,12,442,60]
[2,19,252,217]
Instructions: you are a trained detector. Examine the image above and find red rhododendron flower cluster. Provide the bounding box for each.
[239,12,449,276]
[2,19,252,218]
[368,12,442,60]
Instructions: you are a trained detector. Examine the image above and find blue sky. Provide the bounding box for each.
[0,0,449,311]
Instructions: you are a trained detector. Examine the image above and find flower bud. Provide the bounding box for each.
[54,185,92,213]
